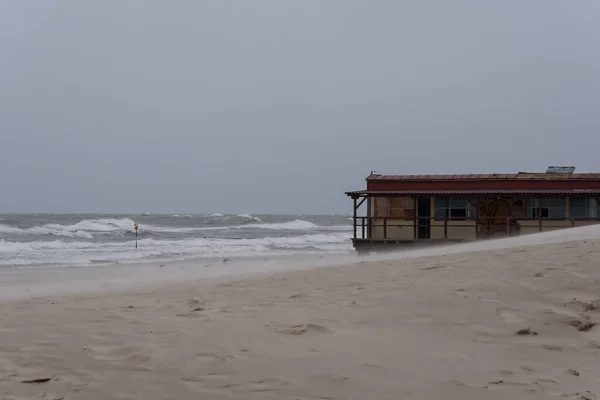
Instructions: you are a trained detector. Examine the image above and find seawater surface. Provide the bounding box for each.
[0,213,353,267]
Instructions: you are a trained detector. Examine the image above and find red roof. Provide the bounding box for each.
[367,173,600,181]
[346,189,600,197]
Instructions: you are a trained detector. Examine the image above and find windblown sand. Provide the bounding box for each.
[1,233,600,399]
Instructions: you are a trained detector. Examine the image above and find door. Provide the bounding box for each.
[417,197,431,239]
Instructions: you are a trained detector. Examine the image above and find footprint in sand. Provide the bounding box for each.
[496,307,523,324]
[266,323,332,335]
[246,377,291,392]
[83,345,153,369]
[7,341,62,353]
[89,331,121,341]
[196,352,234,363]
[180,373,240,394]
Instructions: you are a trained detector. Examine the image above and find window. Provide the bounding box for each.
[390,197,414,217]
[571,197,600,219]
[374,197,390,217]
[434,197,473,220]
[374,197,414,218]
[526,198,566,219]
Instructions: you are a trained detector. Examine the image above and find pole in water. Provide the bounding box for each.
[134,222,139,249]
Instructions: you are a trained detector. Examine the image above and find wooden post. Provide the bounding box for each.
[471,198,480,239]
[361,218,365,239]
[506,217,510,237]
[368,217,372,239]
[353,197,357,239]
[413,197,417,239]
[444,215,448,239]
[383,218,387,239]
[537,198,543,232]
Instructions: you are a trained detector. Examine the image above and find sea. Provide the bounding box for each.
[0,213,354,267]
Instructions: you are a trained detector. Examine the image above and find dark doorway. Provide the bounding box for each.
[417,197,431,239]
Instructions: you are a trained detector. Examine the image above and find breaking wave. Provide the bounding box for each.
[0,214,353,266]
[243,219,318,230]
[0,232,353,266]
[0,217,347,238]
[237,213,262,223]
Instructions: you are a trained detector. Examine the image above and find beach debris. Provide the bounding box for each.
[516,328,538,336]
[543,344,563,351]
[21,377,52,384]
[266,323,331,335]
[423,264,445,271]
[577,322,596,332]
[578,391,596,400]
[587,302,600,312]
[222,258,230,263]
[567,369,580,377]
[565,299,600,312]
[192,307,205,312]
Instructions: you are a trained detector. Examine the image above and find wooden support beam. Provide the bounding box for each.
[356,196,367,209]
[362,218,365,239]
[413,197,417,239]
[444,215,448,239]
[383,218,387,239]
[537,197,543,232]
[353,197,357,239]
[467,198,480,239]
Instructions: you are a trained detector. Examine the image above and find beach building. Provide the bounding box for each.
[346,166,600,253]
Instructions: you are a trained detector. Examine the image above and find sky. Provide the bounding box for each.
[1,0,600,214]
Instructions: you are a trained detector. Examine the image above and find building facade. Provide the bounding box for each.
[345,167,600,253]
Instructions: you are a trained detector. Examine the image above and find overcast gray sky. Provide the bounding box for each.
[1,1,599,214]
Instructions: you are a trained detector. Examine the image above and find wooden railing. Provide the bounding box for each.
[352,216,600,240]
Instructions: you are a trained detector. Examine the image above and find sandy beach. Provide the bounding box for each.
[1,231,600,399]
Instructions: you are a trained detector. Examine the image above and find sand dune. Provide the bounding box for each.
[1,227,600,399]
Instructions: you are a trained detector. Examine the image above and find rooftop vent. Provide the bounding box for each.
[546,166,576,174]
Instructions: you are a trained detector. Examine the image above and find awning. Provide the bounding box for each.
[345,189,600,197]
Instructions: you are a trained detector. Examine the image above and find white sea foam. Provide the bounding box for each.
[243,219,319,230]
[0,215,353,266]
[0,232,353,266]
[0,218,341,238]
[0,224,95,239]
[237,213,262,222]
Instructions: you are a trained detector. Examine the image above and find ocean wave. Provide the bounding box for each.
[0,232,353,266]
[0,224,94,239]
[236,213,262,223]
[242,219,319,230]
[0,217,347,238]
[0,232,351,252]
